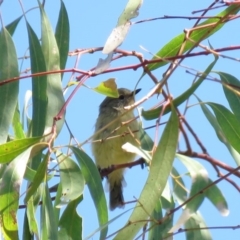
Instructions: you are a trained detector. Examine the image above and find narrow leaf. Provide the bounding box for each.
[207,102,240,153]
[148,5,240,71]
[55,0,69,77]
[24,152,49,203]
[197,96,240,166]
[142,55,217,120]
[171,154,209,232]
[115,106,179,239]
[39,2,65,135]
[71,147,108,240]
[185,213,212,240]
[12,104,25,139]
[41,182,58,240]
[0,145,36,239]
[58,196,83,240]
[0,28,19,143]
[26,22,47,139]
[103,0,143,54]
[6,16,22,36]
[218,72,240,121]
[205,179,229,216]
[55,152,85,207]
[139,127,154,151]
[0,136,44,164]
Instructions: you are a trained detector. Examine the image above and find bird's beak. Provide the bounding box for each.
[133,88,141,95]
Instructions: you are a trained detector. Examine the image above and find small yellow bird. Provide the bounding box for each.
[92,88,140,210]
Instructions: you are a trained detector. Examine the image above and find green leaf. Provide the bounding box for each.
[207,102,240,154]
[148,190,174,240]
[0,146,34,239]
[23,211,33,240]
[115,105,179,239]
[172,167,188,204]
[26,22,47,139]
[185,213,212,240]
[39,1,65,135]
[24,152,49,203]
[170,155,210,233]
[53,182,62,223]
[26,198,39,238]
[55,0,69,78]
[41,182,58,240]
[196,97,225,143]
[197,97,240,166]
[205,179,229,216]
[24,164,54,183]
[93,78,119,98]
[148,200,163,240]
[6,16,22,36]
[142,55,218,120]
[55,152,85,207]
[139,127,153,151]
[0,28,19,143]
[0,136,44,164]
[176,154,208,212]
[71,147,108,240]
[12,104,25,139]
[58,196,83,240]
[218,72,240,121]
[148,5,240,71]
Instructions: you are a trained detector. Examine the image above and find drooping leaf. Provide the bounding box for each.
[148,200,163,240]
[197,96,240,166]
[142,55,218,120]
[207,102,240,154]
[24,151,49,203]
[55,152,85,207]
[115,105,178,239]
[218,72,240,121]
[0,145,39,239]
[71,147,108,240]
[26,197,39,238]
[172,167,188,205]
[170,154,209,232]
[58,196,83,240]
[205,179,229,217]
[185,213,212,240]
[41,182,58,240]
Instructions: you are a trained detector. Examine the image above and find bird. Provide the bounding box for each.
[92,88,140,210]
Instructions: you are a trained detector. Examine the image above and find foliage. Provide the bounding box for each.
[0,1,240,240]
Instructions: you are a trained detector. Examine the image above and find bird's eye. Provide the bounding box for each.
[119,95,125,100]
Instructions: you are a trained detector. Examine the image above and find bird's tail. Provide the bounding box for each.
[109,180,124,210]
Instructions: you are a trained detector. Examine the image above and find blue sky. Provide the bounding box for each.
[2,1,240,239]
